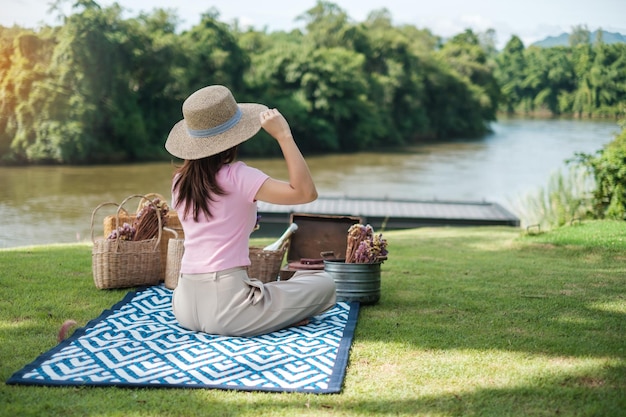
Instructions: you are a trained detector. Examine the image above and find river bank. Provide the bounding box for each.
[0,118,620,248]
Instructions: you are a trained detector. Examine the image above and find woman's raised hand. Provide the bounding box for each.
[255,108,317,205]
[260,108,293,142]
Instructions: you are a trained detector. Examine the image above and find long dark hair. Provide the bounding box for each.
[173,146,238,221]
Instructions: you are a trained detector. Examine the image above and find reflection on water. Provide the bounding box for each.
[0,162,179,248]
[0,118,620,248]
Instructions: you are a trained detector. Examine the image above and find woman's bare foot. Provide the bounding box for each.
[292,318,310,327]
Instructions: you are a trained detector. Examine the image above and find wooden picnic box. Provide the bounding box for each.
[279,213,362,280]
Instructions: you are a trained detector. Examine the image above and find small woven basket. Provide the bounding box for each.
[91,195,162,290]
[164,228,184,290]
[247,241,288,283]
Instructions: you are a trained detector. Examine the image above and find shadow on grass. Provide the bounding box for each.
[3,364,625,417]
[358,229,625,361]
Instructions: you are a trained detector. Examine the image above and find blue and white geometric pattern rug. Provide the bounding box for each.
[7,284,359,394]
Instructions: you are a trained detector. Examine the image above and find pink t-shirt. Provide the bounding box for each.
[172,161,269,273]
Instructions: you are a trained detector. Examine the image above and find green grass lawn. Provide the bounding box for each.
[1,221,624,417]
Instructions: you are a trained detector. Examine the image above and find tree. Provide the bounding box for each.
[34,0,151,163]
[0,27,57,162]
[478,28,498,58]
[129,9,185,150]
[495,35,527,113]
[569,24,591,48]
[178,10,250,94]
[436,29,500,135]
[586,44,626,116]
[536,48,576,114]
[354,11,434,143]
[594,27,604,46]
[572,43,626,117]
[571,42,596,117]
[296,1,352,48]
[3,1,180,163]
[2,1,549,163]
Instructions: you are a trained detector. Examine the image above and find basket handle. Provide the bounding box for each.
[90,202,122,243]
[136,193,167,213]
[163,227,178,240]
[118,194,163,251]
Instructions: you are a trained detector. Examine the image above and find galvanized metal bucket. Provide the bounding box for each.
[324,260,381,305]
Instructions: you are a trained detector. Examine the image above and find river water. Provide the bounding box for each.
[0,118,620,248]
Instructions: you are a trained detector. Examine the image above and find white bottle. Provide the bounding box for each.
[263,223,298,251]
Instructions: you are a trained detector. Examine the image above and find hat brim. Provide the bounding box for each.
[165,103,268,160]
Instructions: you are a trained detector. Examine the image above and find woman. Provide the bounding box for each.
[164,85,336,337]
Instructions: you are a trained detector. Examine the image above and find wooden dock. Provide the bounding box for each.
[255,196,520,235]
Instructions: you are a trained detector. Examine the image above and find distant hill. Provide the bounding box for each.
[531,30,626,47]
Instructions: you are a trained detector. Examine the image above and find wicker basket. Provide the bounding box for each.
[247,241,288,283]
[91,195,162,290]
[102,195,184,281]
[164,228,184,290]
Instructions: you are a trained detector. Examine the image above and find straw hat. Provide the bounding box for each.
[165,85,268,160]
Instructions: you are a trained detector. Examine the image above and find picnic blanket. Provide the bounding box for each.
[7,284,359,393]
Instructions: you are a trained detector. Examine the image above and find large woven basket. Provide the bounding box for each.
[247,241,288,283]
[102,193,184,281]
[91,195,162,290]
[164,228,184,290]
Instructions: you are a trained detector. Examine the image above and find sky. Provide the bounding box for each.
[2,0,626,49]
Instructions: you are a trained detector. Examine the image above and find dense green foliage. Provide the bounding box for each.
[0,1,625,164]
[497,33,626,117]
[572,122,626,219]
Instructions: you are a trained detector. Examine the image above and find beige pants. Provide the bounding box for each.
[172,267,337,337]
